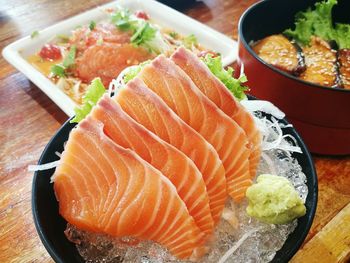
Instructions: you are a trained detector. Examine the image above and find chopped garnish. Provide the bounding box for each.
[39,44,62,60]
[134,10,150,20]
[284,0,350,48]
[169,31,178,39]
[89,20,96,31]
[130,22,156,46]
[71,78,106,123]
[183,34,198,49]
[56,34,70,43]
[62,45,76,68]
[111,9,136,31]
[202,54,248,100]
[111,8,165,54]
[51,64,66,77]
[31,30,39,39]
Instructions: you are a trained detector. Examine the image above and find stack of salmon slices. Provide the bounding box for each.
[52,47,261,260]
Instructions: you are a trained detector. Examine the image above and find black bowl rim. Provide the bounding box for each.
[31,118,74,263]
[32,111,318,262]
[238,0,350,93]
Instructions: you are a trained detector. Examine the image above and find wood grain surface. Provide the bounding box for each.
[0,0,349,262]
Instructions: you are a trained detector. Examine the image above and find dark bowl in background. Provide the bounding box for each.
[32,109,318,263]
[237,0,350,155]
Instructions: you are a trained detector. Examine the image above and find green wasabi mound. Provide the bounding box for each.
[246,174,306,224]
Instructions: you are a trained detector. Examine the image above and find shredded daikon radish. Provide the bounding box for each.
[241,100,285,119]
[218,227,262,263]
[28,160,60,172]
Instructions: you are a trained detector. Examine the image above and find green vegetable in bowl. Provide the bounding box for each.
[284,0,350,49]
[246,174,306,224]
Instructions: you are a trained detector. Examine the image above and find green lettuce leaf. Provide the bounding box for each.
[70,78,106,123]
[284,0,350,49]
[202,54,248,101]
[183,34,198,49]
[123,60,150,84]
[334,23,350,49]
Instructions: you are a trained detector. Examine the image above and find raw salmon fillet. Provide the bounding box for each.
[138,56,251,202]
[76,43,154,86]
[70,23,131,55]
[115,78,227,224]
[90,95,214,236]
[171,47,262,179]
[53,118,206,260]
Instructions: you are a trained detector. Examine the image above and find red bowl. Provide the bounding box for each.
[236,0,350,155]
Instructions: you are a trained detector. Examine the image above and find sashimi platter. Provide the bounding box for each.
[25,2,317,263]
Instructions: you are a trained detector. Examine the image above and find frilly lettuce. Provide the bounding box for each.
[71,78,106,123]
[202,54,248,101]
[284,0,350,49]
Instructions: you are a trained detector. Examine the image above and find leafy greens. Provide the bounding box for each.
[70,78,106,123]
[202,54,248,101]
[284,0,350,49]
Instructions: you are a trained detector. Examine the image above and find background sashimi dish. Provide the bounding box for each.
[50,48,272,261]
[27,7,209,104]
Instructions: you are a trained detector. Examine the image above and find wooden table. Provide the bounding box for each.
[0,0,349,262]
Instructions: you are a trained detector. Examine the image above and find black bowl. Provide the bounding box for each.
[32,111,318,262]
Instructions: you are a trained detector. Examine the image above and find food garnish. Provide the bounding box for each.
[183,33,198,49]
[246,174,306,224]
[284,0,350,49]
[202,54,248,100]
[89,20,96,31]
[31,30,39,39]
[70,78,106,123]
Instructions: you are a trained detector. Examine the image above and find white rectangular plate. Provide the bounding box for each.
[2,0,238,117]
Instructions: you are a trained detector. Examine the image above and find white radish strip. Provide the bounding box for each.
[218,227,262,263]
[241,100,285,119]
[28,160,60,172]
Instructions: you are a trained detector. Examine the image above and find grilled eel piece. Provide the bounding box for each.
[253,34,305,75]
[300,36,338,87]
[338,49,350,89]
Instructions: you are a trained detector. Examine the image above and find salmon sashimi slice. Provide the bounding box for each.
[90,95,214,236]
[75,43,154,87]
[171,47,262,179]
[53,118,206,260]
[138,56,251,202]
[70,23,131,55]
[115,78,227,224]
